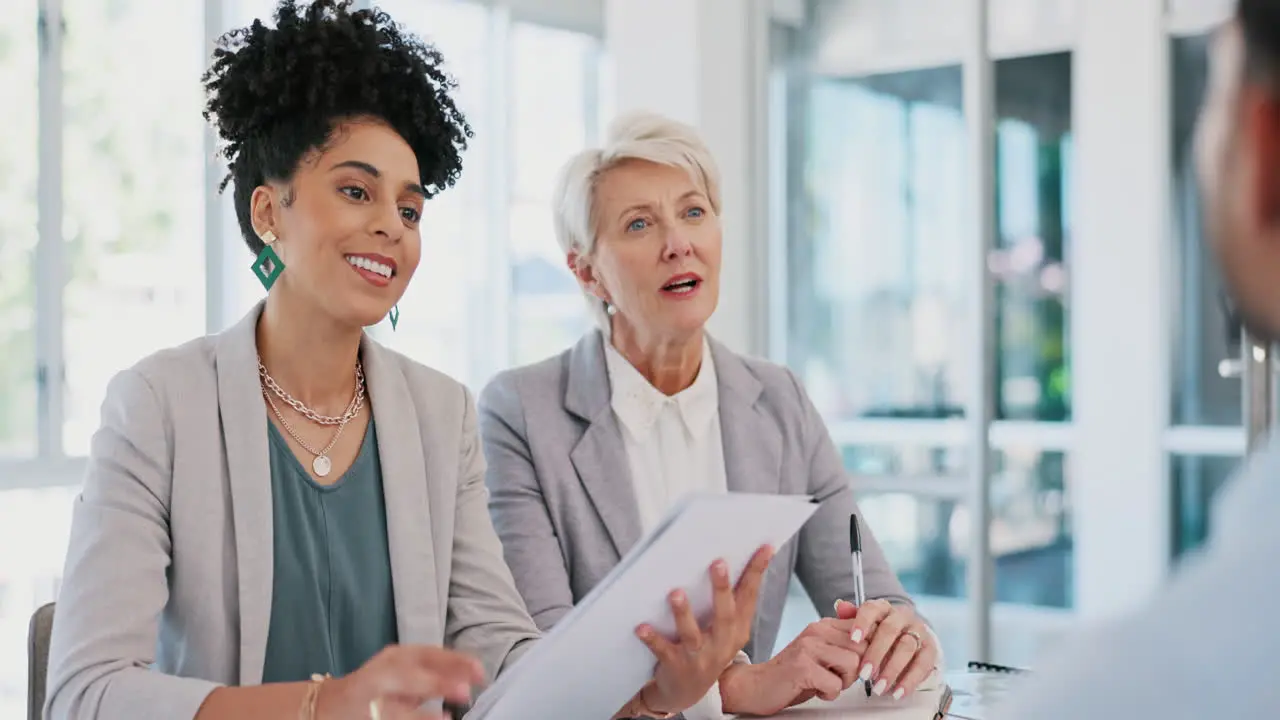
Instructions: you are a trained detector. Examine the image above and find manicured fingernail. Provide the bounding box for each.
[636,625,651,639]
[713,560,728,577]
[873,679,887,696]
[671,591,686,607]
[851,628,863,643]
[893,687,906,701]
[833,599,842,612]
[859,663,873,681]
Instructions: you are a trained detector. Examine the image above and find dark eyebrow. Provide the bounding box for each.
[330,160,428,198]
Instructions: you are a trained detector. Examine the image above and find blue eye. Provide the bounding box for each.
[627,218,648,232]
[341,186,368,201]
[687,207,705,218]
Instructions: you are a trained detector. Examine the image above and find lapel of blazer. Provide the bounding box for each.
[564,331,644,560]
[708,339,783,659]
[361,334,441,646]
[213,304,274,686]
[709,339,782,497]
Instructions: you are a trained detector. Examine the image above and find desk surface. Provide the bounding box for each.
[758,671,1013,720]
[757,687,949,719]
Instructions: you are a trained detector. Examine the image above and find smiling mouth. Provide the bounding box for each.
[345,254,396,279]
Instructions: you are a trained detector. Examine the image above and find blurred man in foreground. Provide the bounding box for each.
[996,1,1280,717]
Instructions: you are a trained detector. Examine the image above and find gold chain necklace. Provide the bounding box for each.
[258,361,365,477]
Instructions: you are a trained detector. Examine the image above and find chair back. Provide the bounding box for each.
[28,602,55,720]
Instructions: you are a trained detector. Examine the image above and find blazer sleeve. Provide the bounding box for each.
[477,375,577,632]
[45,368,221,720]
[784,369,915,615]
[443,385,542,682]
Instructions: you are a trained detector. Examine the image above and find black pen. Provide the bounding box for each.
[850,514,871,698]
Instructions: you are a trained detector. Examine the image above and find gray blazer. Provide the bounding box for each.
[478,331,912,662]
[44,304,540,720]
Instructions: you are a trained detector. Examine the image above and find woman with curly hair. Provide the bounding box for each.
[41,3,771,719]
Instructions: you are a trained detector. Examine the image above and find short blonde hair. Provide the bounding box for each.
[552,110,722,332]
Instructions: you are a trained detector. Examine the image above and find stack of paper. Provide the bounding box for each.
[466,493,819,720]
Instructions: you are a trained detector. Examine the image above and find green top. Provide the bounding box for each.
[261,419,399,682]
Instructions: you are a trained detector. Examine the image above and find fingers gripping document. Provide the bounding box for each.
[466,493,819,720]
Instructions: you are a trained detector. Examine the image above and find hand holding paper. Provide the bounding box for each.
[628,545,776,716]
[466,493,819,720]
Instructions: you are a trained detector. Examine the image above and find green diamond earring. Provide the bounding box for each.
[388,304,400,331]
[251,230,285,291]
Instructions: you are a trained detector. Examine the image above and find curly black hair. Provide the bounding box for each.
[202,0,472,255]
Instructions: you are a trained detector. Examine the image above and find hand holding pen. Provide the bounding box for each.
[848,514,872,697]
[847,514,941,700]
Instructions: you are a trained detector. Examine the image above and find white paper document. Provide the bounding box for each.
[466,492,819,720]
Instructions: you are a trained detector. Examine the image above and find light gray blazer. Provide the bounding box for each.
[44,304,540,720]
[478,331,912,662]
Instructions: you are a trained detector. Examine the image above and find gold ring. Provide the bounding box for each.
[901,629,924,652]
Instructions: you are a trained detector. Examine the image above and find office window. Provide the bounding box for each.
[842,444,1071,608]
[1170,33,1241,427]
[843,443,966,479]
[993,53,1072,422]
[990,448,1071,608]
[778,445,1069,667]
[509,21,595,366]
[0,1,38,458]
[61,0,206,454]
[786,66,969,422]
[370,1,597,385]
[212,0,280,327]
[783,54,1073,424]
[0,3,42,711]
[1171,453,1239,559]
[0,486,78,719]
[861,492,967,600]
[369,0,494,385]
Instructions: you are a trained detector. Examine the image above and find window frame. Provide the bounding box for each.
[766,0,1081,661]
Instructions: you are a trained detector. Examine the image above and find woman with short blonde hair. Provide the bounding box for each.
[480,110,944,717]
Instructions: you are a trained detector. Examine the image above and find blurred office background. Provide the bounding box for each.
[0,0,1251,714]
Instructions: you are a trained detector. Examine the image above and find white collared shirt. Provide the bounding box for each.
[604,339,739,720]
[605,339,728,532]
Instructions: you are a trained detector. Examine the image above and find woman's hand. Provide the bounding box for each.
[317,645,486,720]
[627,545,775,716]
[844,599,939,700]
[719,601,866,715]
